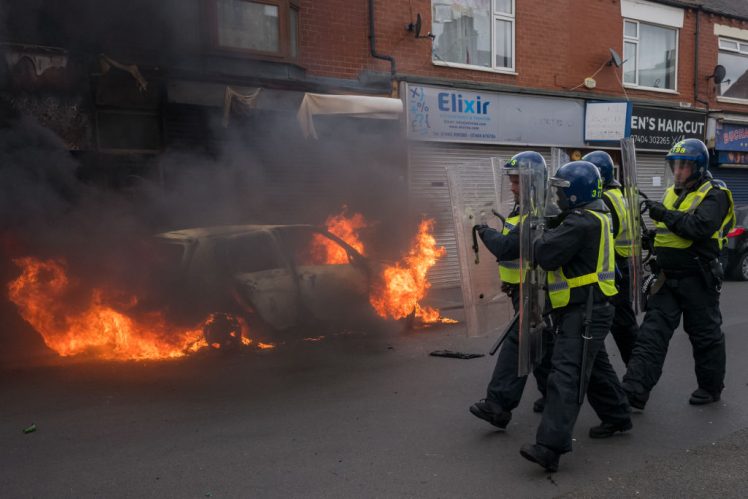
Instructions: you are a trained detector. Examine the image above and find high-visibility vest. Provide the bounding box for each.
[603,188,633,258]
[546,210,618,309]
[654,181,736,250]
[498,214,521,284]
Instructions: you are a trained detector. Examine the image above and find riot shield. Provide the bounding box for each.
[446,160,513,338]
[517,163,547,376]
[620,137,643,314]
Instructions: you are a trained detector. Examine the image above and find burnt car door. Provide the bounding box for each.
[214,231,302,330]
[273,227,370,322]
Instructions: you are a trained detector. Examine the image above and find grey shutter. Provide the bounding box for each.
[408,142,551,289]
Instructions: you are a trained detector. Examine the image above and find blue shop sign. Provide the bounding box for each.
[717,151,748,165]
[715,123,748,152]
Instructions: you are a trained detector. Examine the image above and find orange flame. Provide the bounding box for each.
[7,257,212,361]
[370,219,454,324]
[311,207,367,264]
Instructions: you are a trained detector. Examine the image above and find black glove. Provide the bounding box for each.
[645,200,667,222]
[474,224,491,239]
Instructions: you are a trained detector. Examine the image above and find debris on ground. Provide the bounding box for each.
[23,424,36,434]
[429,350,484,360]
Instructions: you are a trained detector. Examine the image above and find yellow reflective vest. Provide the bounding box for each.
[654,181,736,251]
[602,188,633,258]
[547,210,618,309]
[498,214,521,284]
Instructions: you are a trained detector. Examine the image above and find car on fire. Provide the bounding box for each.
[150,224,380,347]
[722,205,748,281]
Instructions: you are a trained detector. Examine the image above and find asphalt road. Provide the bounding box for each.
[2,282,748,498]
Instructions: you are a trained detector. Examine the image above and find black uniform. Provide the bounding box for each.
[476,212,552,418]
[623,181,729,406]
[532,204,631,455]
[602,187,639,364]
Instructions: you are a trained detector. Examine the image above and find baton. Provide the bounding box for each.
[577,287,595,405]
[491,209,507,229]
[471,225,480,264]
[489,312,518,356]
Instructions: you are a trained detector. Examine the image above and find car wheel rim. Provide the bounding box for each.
[743,257,748,279]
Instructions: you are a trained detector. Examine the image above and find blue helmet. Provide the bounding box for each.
[582,150,619,188]
[503,151,547,180]
[666,138,709,184]
[551,161,603,210]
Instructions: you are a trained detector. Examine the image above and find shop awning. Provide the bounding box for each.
[297,93,403,139]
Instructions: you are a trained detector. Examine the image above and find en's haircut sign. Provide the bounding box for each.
[629,107,706,150]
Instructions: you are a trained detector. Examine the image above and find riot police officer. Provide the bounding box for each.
[469,151,552,430]
[623,139,735,408]
[519,161,631,472]
[583,151,639,364]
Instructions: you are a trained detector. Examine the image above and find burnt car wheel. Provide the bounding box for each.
[203,313,245,352]
[734,252,748,281]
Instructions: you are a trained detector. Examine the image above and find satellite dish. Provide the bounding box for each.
[415,13,423,38]
[608,48,623,67]
[712,65,727,84]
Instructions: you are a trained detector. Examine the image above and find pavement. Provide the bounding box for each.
[2,282,748,498]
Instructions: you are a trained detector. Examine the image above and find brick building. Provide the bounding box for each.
[2,0,748,287]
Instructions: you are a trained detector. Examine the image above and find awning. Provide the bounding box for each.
[297,93,403,139]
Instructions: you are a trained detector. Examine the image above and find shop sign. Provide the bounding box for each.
[405,83,585,146]
[629,106,706,150]
[715,123,748,152]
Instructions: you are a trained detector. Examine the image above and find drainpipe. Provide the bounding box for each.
[368,0,396,80]
[694,8,710,110]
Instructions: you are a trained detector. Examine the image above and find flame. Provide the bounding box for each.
[370,219,455,325]
[257,342,276,350]
[311,207,368,264]
[8,257,213,361]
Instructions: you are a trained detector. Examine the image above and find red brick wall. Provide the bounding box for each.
[298,0,748,110]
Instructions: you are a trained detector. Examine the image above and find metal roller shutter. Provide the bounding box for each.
[636,152,667,228]
[408,142,552,289]
[711,166,748,206]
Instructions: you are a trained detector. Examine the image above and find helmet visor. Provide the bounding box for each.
[666,158,696,188]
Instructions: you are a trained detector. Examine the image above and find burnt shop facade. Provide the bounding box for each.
[403,82,588,289]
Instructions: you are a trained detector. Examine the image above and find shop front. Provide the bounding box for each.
[404,82,586,288]
[709,118,748,205]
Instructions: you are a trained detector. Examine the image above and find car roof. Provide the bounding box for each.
[154,224,320,242]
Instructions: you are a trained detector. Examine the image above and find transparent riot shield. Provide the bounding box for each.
[620,137,643,314]
[517,164,547,376]
[446,160,513,338]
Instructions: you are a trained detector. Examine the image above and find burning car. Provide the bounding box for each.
[151,224,379,345]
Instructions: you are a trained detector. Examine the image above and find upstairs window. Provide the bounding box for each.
[623,19,677,91]
[209,0,299,60]
[431,0,515,72]
[717,37,748,102]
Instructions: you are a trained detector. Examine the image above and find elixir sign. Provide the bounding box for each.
[629,106,706,150]
[406,84,500,143]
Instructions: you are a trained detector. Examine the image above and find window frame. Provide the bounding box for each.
[206,0,300,61]
[431,0,517,74]
[717,36,748,105]
[622,18,679,94]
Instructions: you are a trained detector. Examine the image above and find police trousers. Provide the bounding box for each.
[610,258,639,365]
[536,302,630,454]
[486,293,552,411]
[623,274,725,396]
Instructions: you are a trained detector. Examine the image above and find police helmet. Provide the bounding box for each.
[582,150,620,188]
[502,151,547,180]
[665,138,709,184]
[550,161,603,210]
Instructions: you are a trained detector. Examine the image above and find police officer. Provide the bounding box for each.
[519,161,631,472]
[583,151,639,364]
[623,139,735,408]
[469,151,552,430]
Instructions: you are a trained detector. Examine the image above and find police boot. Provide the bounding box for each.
[588,419,633,439]
[533,397,545,413]
[519,443,559,472]
[689,388,721,405]
[469,399,511,429]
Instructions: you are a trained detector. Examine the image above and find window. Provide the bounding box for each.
[431,0,515,71]
[209,0,299,59]
[717,37,748,102]
[622,19,677,91]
